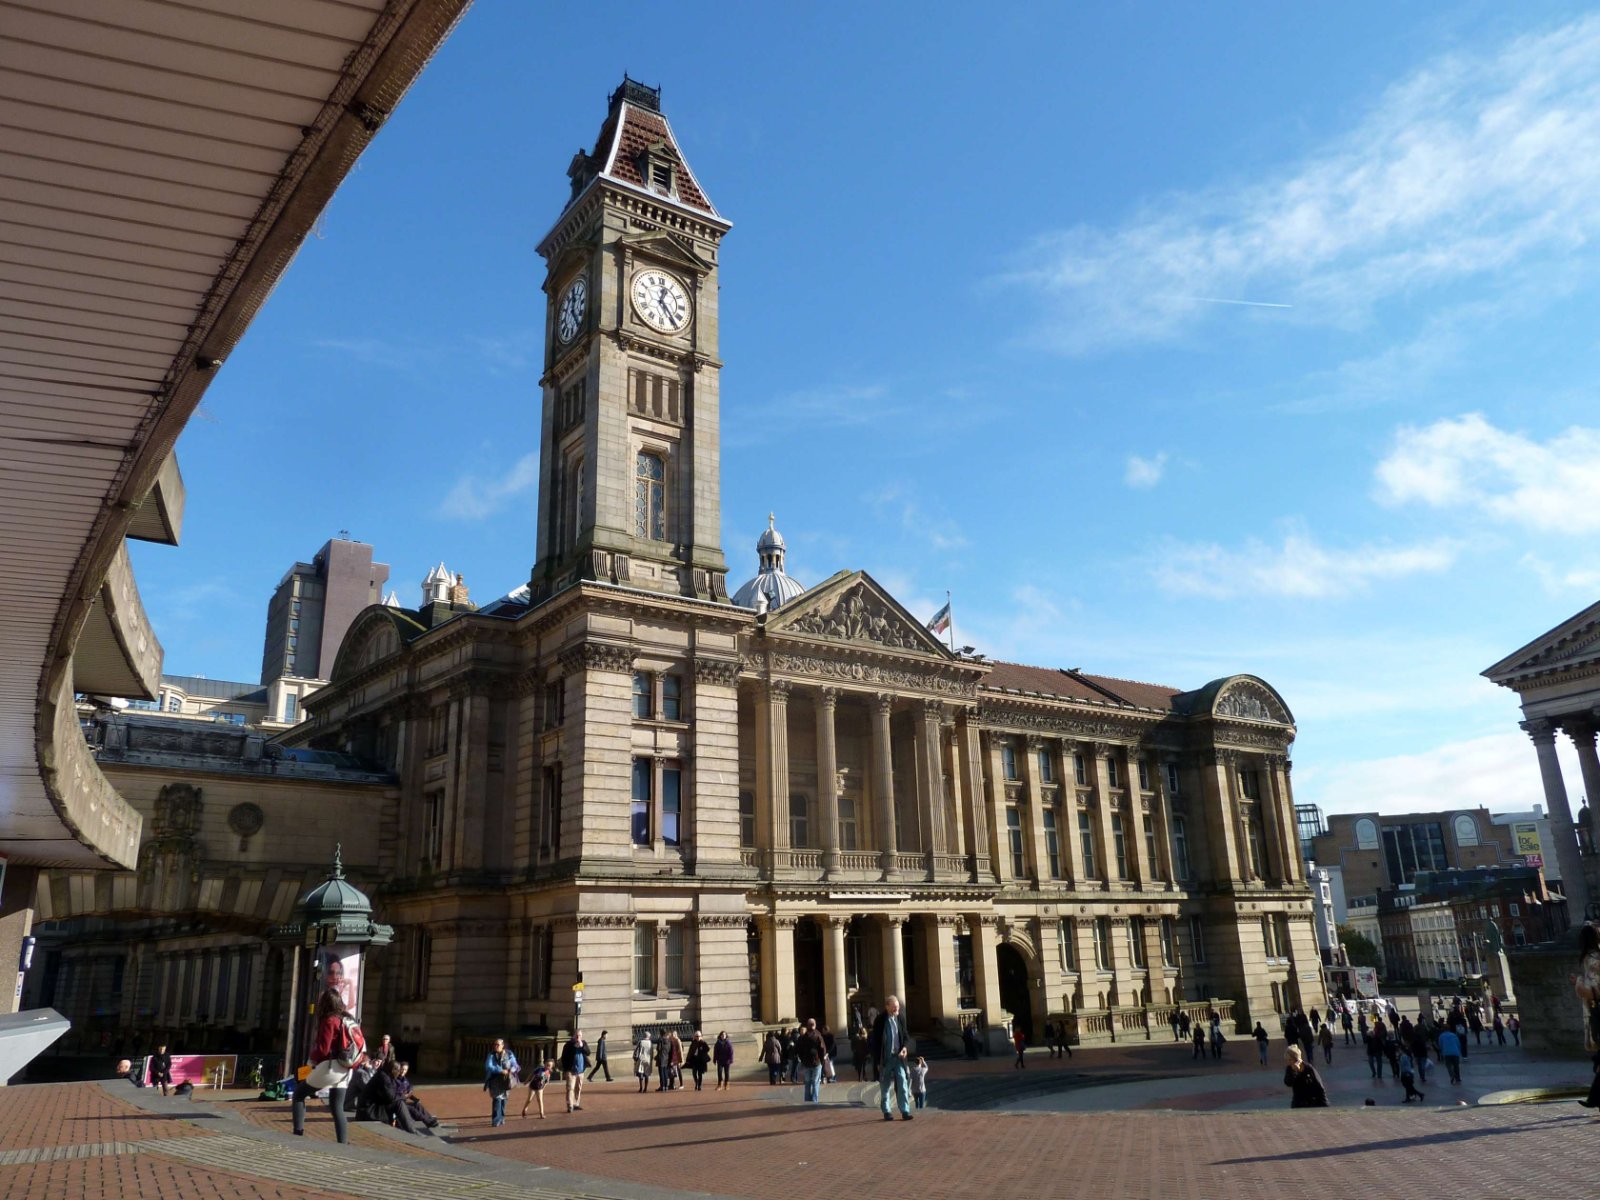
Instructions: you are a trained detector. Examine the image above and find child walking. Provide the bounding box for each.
[911,1056,929,1109]
[520,1057,553,1119]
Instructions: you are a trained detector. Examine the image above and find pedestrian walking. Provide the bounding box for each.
[854,1027,871,1078]
[667,1028,684,1090]
[482,1036,519,1128]
[687,1031,711,1091]
[1192,1024,1207,1060]
[1044,1019,1058,1058]
[1492,1013,1506,1045]
[635,1032,654,1094]
[1013,1025,1027,1069]
[1283,1045,1329,1108]
[822,1024,838,1084]
[1508,1014,1521,1046]
[149,1043,174,1096]
[1438,1025,1463,1085]
[587,1030,612,1082]
[520,1056,551,1119]
[713,1031,734,1090]
[798,1018,826,1102]
[1208,1013,1225,1060]
[763,1029,783,1085]
[293,990,365,1142]
[961,1023,980,1062]
[869,994,914,1121]
[1170,1010,1183,1042]
[1252,1021,1269,1067]
[1318,1022,1334,1065]
[1398,1050,1426,1103]
[1341,1007,1354,1045]
[911,1056,929,1109]
[560,1030,588,1111]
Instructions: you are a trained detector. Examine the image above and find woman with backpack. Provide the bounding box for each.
[292,989,363,1143]
[483,1036,520,1127]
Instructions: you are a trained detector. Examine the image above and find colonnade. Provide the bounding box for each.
[1521,715,1600,917]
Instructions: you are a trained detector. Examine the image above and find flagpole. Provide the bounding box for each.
[946,590,954,652]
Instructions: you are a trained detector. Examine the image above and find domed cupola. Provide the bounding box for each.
[732,513,807,611]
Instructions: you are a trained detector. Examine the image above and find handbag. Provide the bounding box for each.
[305,1059,350,1090]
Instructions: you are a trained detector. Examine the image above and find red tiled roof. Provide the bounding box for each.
[593,103,714,214]
[981,661,1182,712]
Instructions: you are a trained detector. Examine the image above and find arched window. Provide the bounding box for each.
[635,451,666,539]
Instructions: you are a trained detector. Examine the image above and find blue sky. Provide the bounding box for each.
[131,2,1600,817]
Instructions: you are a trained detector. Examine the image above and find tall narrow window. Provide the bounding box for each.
[406,929,431,1001]
[1112,813,1129,879]
[1138,760,1151,790]
[1107,757,1120,789]
[633,923,656,993]
[838,796,858,850]
[790,794,811,848]
[1246,816,1264,877]
[1074,753,1088,786]
[1043,808,1062,879]
[1241,769,1261,800]
[1001,744,1018,781]
[1189,915,1207,963]
[424,791,444,868]
[1039,750,1055,783]
[1160,917,1175,966]
[662,760,682,846]
[1058,921,1076,970]
[1143,814,1162,881]
[1094,917,1111,970]
[1172,816,1190,881]
[1129,917,1147,968]
[665,922,686,992]
[661,673,682,721]
[632,672,652,719]
[282,694,297,721]
[1165,761,1181,795]
[1006,806,1025,877]
[631,758,651,845]
[541,763,563,856]
[1079,809,1097,878]
[635,451,666,540]
[739,792,756,848]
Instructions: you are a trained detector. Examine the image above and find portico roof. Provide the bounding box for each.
[0,0,469,868]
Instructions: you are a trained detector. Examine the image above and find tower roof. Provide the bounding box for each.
[564,75,723,222]
[732,513,806,610]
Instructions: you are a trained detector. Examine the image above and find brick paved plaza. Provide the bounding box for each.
[1,1036,1595,1200]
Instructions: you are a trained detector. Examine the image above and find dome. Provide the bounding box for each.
[732,513,806,611]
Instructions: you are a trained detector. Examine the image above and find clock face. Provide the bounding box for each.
[556,275,587,344]
[631,269,691,333]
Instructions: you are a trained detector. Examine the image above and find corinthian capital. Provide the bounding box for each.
[1520,718,1557,746]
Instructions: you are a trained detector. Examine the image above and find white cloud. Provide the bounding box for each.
[867,483,969,552]
[1297,730,1584,818]
[441,453,539,520]
[1375,413,1600,532]
[1124,452,1168,489]
[1006,15,1600,353]
[1521,553,1600,596]
[1151,524,1457,599]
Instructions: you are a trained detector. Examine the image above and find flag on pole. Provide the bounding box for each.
[927,600,952,636]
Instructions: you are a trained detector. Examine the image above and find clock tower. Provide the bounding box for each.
[531,77,731,602]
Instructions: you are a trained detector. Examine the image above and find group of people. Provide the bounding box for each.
[762,1020,837,1098]
[633,1028,731,1092]
[1171,1008,1230,1060]
[482,1030,601,1125]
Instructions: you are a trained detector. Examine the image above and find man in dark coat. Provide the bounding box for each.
[868,995,913,1121]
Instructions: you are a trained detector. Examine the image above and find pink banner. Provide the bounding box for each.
[144,1053,237,1087]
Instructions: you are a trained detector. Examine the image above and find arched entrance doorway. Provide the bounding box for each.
[996,943,1033,1042]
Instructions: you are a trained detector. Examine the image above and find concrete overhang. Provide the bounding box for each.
[0,0,472,870]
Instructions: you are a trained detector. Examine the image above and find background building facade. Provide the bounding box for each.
[261,537,390,685]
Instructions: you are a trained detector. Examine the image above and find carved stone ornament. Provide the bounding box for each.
[978,705,1140,740]
[1214,680,1288,724]
[574,914,636,930]
[770,651,977,698]
[785,581,932,652]
[559,641,636,674]
[693,657,740,687]
[694,913,751,929]
[227,802,264,839]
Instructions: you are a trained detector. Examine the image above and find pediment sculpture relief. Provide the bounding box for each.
[786,583,929,652]
[1215,681,1287,724]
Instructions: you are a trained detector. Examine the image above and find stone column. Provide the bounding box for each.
[1255,756,1286,885]
[1264,755,1300,884]
[984,734,1013,884]
[941,720,967,860]
[957,712,992,880]
[1091,745,1120,889]
[1021,739,1052,884]
[654,923,670,999]
[871,695,898,876]
[1060,743,1088,887]
[881,915,907,1006]
[1124,746,1153,887]
[968,915,1008,1053]
[1149,761,1176,889]
[815,688,841,875]
[759,914,797,1024]
[1568,717,1600,849]
[762,681,792,871]
[921,915,960,1029]
[915,701,949,871]
[1524,719,1590,918]
[822,915,849,1032]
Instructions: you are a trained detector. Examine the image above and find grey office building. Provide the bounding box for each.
[260,538,389,683]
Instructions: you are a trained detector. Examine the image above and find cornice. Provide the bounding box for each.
[758,644,980,700]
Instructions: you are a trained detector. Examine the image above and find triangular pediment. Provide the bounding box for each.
[616,231,713,275]
[767,571,953,657]
[1484,599,1600,685]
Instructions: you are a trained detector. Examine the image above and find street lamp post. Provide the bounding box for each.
[274,845,392,1081]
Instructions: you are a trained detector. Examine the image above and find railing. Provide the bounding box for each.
[957,1008,984,1032]
[1076,1011,1113,1039]
[739,849,759,869]
[933,854,969,878]
[892,852,926,876]
[788,850,823,870]
[836,852,878,872]
[1117,1009,1150,1035]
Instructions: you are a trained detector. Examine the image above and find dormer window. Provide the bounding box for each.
[650,161,674,193]
[638,141,678,197]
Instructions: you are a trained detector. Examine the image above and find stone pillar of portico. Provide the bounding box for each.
[969,914,1009,1052]
[1197,750,1243,881]
[915,701,948,873]
[759,914,797,1024]
[1060,742,1088,887]
[816,688,841,876]
[984,734,1013,883]
[1568,717,1600,850]
[922,915,961,1030]
[871,694,899,876]
[956,712,992,880]
[1124,746,1154,887]
[654,924,670,999]
[1256,756,1286,885]
[1149,761,1176,889]
[881,915,907,1007]
[1091,744,1121,889]
[760,681,792,872]
[1020,739,1052,884]
[941,719,967,860]
[1264,755,1300,884]
[822,915,850,1032]
[1526,719,1591,918]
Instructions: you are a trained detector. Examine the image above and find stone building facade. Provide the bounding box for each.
[279,79,1324,1071]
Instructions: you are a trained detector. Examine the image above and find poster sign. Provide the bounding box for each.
[317,945,362,1018]
[1514,826,1543,856]
[1524,852,1544,869]
[144,1053,236,1087]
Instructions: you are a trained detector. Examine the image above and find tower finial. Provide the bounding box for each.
[332,842,344,879]
[768,512,775,529]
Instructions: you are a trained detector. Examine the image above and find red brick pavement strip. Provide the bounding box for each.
[416,1077,1598,1200]
[0,1154,366,1200]
[0,1082,210,1149]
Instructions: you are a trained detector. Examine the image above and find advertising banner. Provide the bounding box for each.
[144,1053,236,1087]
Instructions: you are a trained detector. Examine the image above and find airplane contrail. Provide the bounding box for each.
[1187,296,1293,309]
